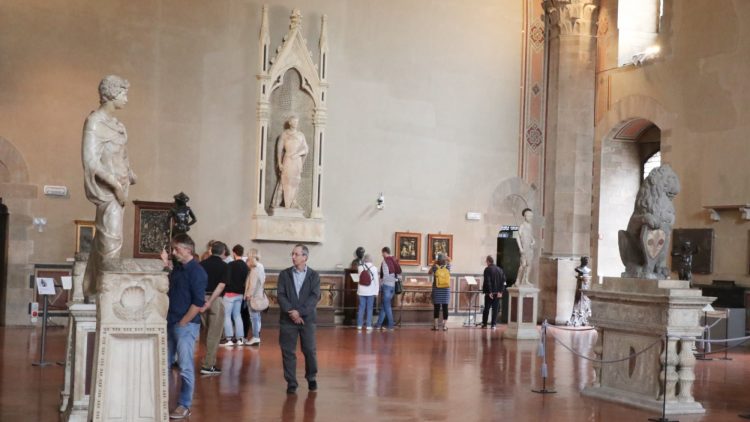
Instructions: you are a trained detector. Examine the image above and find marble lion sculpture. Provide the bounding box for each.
[618,164,681,279]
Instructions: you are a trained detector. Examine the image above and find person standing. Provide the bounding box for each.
[161,234,206,419]
[481,255,505,329]
[277,244,321,394]
[356,254,380,330]
[244,248,266,345]
[375,247,401,330]
[222,244,250,346]
[198,241,228,374]
[428,253,451,331]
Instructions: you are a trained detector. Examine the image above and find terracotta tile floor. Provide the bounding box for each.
[2,324,749,421]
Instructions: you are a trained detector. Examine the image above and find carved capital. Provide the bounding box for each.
[544,0,599,37]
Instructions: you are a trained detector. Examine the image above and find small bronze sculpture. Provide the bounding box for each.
[171,192,197,234]
[672,240,697,282]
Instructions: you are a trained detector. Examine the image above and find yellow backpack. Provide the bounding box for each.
[435,265,450,288]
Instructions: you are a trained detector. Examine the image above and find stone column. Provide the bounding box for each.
[539,0,599,322]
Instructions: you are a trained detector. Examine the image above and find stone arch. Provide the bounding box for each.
[0,136,30,184]
[591,95,675,278]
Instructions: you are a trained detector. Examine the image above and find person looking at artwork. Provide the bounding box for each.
[356,254,380,330]
[428,253,451,331]
[161,234,206,419]
[375,247,401,330]
[277,244,321,394]
[222,244,250,346]
[481,255,505,329]
[199,241,228,374]
[200,240,217,261]
[244,248,266,346]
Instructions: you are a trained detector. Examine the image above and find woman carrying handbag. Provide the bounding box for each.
[244,248,268,346]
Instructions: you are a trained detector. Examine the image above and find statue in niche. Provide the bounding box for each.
[516,208,536,286]
[618,164,681,279]
[170,192,197,234]
[271,115,308,210]
[672,240,698,283]
[568,256,592,326]
[82,75,136,295]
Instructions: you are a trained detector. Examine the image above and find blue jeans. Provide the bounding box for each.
[223,295,244,339]
[249,310,261,339]
[357,295,375,327]
[168,322,200,409]
[376,285,395,328]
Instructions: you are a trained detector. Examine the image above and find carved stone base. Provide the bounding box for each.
[582,277,714,415]
[251,214,324,242]
[269,206,305,218]
[60,303,97,422]
[88,259,169,422]
[503,285,540,340]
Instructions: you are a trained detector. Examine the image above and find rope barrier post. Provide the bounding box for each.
[532,320,556,394]
[695,310,713,361]
[32,294,53,367]
[648,335,678,422]
[718,309,732,361]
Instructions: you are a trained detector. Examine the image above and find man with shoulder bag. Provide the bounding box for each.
[376,247,402,330]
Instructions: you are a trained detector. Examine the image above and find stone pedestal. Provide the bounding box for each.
[251,214,324,242]
[582,277,714,415]
[60,303,97,422]
[88,259,169,422]
[503,285,540,340]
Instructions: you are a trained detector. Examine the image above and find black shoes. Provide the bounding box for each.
[287,385,297,394]
[308,380,318,391]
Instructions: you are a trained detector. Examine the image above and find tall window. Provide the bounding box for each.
[618,0,662,66]
[643,151,661,179]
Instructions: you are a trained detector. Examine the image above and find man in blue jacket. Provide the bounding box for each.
[277,244,321,394]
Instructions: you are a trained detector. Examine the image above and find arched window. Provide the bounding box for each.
[643,150,661,179]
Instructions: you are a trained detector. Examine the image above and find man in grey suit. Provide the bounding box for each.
[278,244,321,394]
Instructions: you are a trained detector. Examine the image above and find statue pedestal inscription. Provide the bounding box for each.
[503,285,540,340]
[582,277,714,415]
[251,214,324,243]
[88,259,169,422]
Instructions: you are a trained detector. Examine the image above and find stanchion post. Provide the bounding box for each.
[695,310,713,361]
[532,320,556,394]
[648,335,678,422]
[718,309,732,361]
[31,294,53,367]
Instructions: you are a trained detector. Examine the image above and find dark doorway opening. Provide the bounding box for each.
[497,225,520,323]
[0,198,8,326]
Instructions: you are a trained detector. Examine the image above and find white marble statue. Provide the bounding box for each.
[82,75,136,295]
[516,208,535,286]
[271,115,308,209]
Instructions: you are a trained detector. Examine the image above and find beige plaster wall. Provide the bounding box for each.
[595,0,750,285]
[0,1,523,323]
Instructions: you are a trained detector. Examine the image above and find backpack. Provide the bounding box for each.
[359,264,374,286]
[434,265,450,288]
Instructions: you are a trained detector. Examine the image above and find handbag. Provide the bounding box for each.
[395,278,403,295]
[250,291,269,312]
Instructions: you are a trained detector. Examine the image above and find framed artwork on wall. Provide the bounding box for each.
[74,220,96,254]
[427,233,453,264]
[133,200,173,259]
[395,232,421,266]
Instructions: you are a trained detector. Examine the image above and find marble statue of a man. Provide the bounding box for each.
[82,75,136,295]
[516,208,535,286]
[272,115,308,209]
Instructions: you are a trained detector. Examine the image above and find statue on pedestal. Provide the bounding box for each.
[672,240,697,283]
[271,115,308,210]
[618,164,680,279]
[516,208,536,286]
[568,256,592,326]
[82,75,136,295]
[170,192,197,235]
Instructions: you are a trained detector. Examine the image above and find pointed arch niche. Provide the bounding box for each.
[251,7,328,243]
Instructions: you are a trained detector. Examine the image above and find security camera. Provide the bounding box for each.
[376,193,385,210]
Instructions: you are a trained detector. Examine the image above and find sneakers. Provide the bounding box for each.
[220,338,236,346]
[245,337,261,346]
[308,380,318,391]
[169,405,191,419]
[490,325,497,330]
[366,326,373,331]
[356,326,363,330]
[200,365,221,375]
[286,385,297,395]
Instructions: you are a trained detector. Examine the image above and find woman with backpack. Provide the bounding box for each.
[428,253,451,331]
[356,254,380,330]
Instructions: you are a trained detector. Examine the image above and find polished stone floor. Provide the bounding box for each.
[2,324,749,421]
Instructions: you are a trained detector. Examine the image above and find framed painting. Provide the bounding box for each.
[427,233,453,264]
[74,220,96,254]
[395,232,421,266]
[133,200,173,259]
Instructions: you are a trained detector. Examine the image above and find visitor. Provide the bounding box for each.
[356,254,379,330]
[429,253,451,331]
[198,241,228,374]
[481,255,505,329]
[375,247,401,330]
[244,248,266,345]
[222,244,249,346]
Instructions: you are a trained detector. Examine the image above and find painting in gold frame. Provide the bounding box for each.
[395,232,421,266]
[427,233,453,264]
[74,220,96,254]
